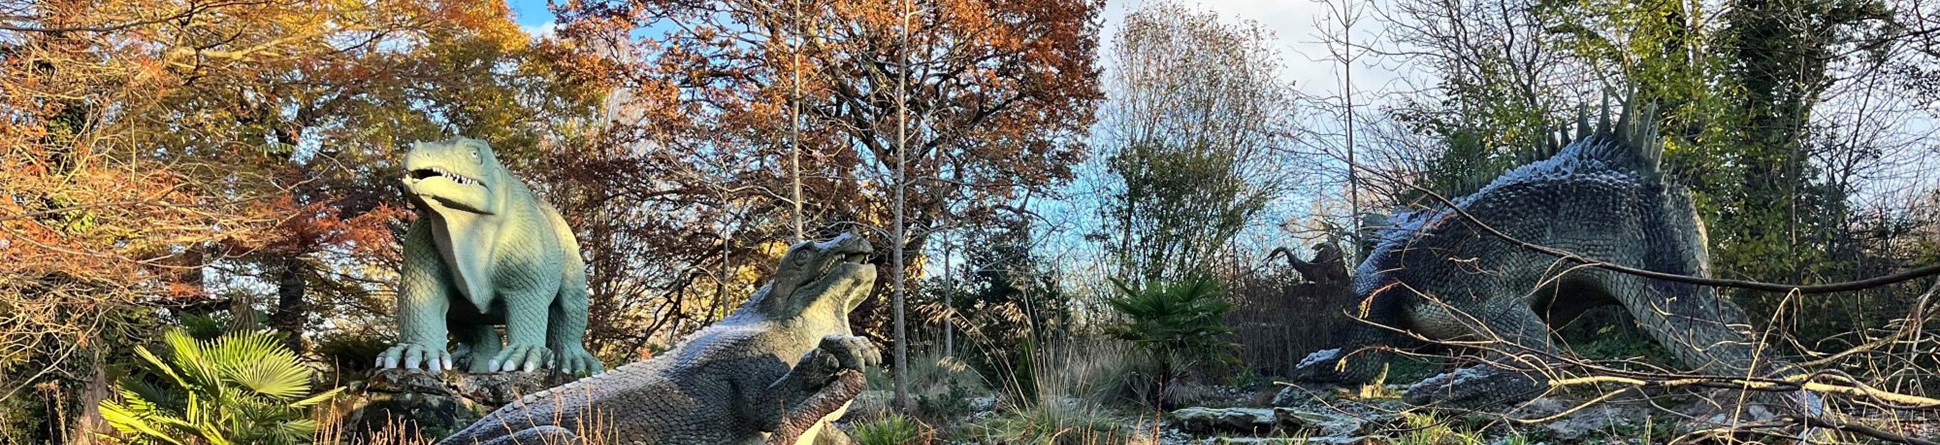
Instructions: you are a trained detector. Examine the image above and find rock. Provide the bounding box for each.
[1168,407,1278,434]
[1202,437,1388,445]
[363,368,451,394]
[838,390,893,423]
[1516,396,1639,441]
[448,370,554,406]
[1275,408,1372,437]
[967,396,998,412]
[339,369,563,440]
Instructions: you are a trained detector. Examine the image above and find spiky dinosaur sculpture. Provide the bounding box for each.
[379,137,603,375]
[1293,102,1782,408]
[440,233,880,445]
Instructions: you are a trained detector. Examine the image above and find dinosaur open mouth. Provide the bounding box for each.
[409,167,481,186]
[841,253,868,264]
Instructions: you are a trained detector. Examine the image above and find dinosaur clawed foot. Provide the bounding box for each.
[552,345,605,376]
[820,334,881,372]
[487,343,554,373]
[1402,366,1545,408]
[378,342,455,372]
[796,335,880,389]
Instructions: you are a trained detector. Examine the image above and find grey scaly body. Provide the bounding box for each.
[441,234,880,445]
[1296,102,1781,408]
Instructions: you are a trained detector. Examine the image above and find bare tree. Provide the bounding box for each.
[1097,0,1299,285]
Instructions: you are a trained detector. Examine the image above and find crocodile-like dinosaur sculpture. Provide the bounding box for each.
[378,137,603,375]
[440,233,880,445]
[1293,102,1782,408]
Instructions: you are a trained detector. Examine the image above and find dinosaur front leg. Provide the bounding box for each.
[753,335,881,438]
[1401,304,1556,408]
[488,289,555,372]
[381,222,457,372]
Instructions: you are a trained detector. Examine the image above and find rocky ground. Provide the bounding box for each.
[844,382,1940,444]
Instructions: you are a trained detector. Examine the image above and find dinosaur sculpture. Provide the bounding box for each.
[1293,101,1782,408]
[379,137,603,375]
[440,233,880,445]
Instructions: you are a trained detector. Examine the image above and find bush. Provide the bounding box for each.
[1103,277,1239,405]
[1393,412,1487,445]
[97,329,342,445]
[853,414,934,445]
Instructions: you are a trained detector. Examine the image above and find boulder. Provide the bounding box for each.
[337,369,562,441]
[1275,408,1374,437]
[1169,407,1278,434]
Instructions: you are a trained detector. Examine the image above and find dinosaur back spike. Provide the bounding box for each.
[1574,104,1591,142]
[1598,90,1612,132]
[1558,88,1665,178]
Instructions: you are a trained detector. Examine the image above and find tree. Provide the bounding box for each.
[552,0,1105,409]
[1,2,602,439]
[1096,1,1294,285]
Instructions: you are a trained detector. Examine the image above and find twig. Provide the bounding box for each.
[1787,414,1940,445]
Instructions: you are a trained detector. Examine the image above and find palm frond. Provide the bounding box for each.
[212,331,313,400]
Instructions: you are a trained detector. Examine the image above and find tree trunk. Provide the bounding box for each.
[890,0,914,413]
[271,256,309,354]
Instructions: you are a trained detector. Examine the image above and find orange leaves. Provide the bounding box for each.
[239,197,405,260]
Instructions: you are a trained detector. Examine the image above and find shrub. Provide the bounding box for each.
[1393,412,1487,445]
[97,329,342,445]
[1103,277,1239,405]
[853,414,934,445]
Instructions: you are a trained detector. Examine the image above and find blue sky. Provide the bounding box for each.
[507,1,556,29]
[491,0,1938,271]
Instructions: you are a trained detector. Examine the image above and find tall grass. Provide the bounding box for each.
[956,336,1162,445]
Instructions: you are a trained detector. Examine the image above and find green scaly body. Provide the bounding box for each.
[380,137,602,375]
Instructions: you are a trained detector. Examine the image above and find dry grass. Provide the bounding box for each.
[949,337,1166,445]
[311,389,616,445]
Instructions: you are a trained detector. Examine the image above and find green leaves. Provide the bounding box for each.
[96,329,338,445]
[1102,276,1240,397]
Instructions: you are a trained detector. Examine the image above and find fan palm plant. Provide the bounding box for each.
[97,329,341,445]
[1103,277,1239,405]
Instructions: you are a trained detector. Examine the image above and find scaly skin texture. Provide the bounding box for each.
[1295,107,1779,408]
[439,233,880,445]
[379,137,602,375]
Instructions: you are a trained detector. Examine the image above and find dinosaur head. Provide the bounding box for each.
[755,233,876,323]
[402,137,504,215]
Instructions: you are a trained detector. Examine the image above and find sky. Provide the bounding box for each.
[498,0,1387,239]
[498,0,1939,279]
[501,0,1383,99]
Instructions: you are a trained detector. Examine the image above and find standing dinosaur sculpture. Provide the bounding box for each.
[378,137,602,375]
[440,233,880,445]
[1293,101,1786,408]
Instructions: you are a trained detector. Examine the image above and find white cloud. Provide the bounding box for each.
[1101,0,1405,102]
[522,21,559,39]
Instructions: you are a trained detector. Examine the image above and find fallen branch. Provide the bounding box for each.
[1787,413,1940,445]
